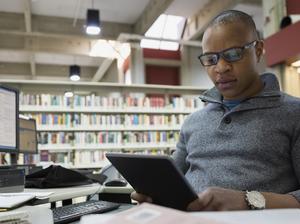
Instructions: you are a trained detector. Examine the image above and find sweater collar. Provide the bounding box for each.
[199,73,281,104]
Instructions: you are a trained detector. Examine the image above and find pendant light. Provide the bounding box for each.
[69,65,81,81]
[86,0,101,35]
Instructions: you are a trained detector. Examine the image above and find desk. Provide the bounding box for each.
[97,184,134,204]
[25,183,134,206]
[25,183,101,207]
[98,184,133,194]
[0,184,133,224]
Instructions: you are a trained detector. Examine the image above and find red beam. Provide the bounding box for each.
[286,0,300,14]
[264,21,300,66]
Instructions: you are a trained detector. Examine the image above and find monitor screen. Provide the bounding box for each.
[19,118,38,154]
[0,85,19,153]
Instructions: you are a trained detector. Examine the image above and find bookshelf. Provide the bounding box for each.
[0,79,206,168]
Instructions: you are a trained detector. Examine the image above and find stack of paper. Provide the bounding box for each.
[194,209,300,224]
[80,203,300,224]
[80,203,226,224]
[0,195,35,210]
[0,210,30,224]
[0,192,53,210]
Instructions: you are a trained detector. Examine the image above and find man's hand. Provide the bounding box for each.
[187,187,248,211]
[131,191,153,204]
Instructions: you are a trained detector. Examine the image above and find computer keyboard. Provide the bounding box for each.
[52,200,120,224]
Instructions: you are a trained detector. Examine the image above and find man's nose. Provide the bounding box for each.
[214,57,231,73]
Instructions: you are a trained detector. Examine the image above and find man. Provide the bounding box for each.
[132,10,300,210]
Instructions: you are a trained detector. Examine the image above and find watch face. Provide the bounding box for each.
[247,191,266,209]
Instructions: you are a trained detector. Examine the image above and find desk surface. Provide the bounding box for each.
[25,183,101,203]
[25,183,133,203]
[98,184,134,194]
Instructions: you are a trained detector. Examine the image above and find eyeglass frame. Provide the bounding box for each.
[197,40,258,67]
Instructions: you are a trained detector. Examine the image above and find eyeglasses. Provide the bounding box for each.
[198,40,258,66]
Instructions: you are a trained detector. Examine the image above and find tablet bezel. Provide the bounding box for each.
[106,153,198,210]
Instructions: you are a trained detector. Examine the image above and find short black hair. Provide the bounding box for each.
[207,10,259,39]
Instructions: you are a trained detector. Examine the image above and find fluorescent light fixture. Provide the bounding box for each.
[64,91,74,98]
[69,65,80,81]
[86,9,101,35]
[291,60,300,67]
[140,39,160,49]
[141,14,186,51]
[159,41,179,51]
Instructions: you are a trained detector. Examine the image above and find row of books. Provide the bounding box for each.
[73,149,168,166]
[74,131,179,144]
[29,113,187,126]
[37,131,180,145]
[20,93,204,109]
[74,150,107,165]
[122,131,179,144]
[76,114,188,126]
[41,151,68,163]
[28,113,73,126]
[38,132,73,144]
[74,132,122,144]
[38,149,168,164]
[20,93,72,107]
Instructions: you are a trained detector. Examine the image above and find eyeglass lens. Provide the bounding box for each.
[200,48,243,66]
[199,41,257,66]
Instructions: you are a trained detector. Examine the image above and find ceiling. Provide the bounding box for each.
[0,0,151,24]
[0,0,263,82]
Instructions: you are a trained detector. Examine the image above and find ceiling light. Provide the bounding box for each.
[86,9,101,35]
[69,65,80,81]
[64,91,74,98]
[291,60,300,67]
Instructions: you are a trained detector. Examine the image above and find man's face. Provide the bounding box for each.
[201,22,263,100]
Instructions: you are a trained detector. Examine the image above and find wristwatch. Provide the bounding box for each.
[245,191,266,210]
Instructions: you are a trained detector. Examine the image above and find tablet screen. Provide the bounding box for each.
[106,153,198,210]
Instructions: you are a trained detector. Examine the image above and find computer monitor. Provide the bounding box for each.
[0,85,19,153]
[19,117,38,154]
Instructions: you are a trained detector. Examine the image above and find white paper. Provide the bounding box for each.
[0,192,54,199]
[79,203,225,224]
[0,195,35,209]
[193,209,300,224]
[80,205,300,224]
[0,210,29,222]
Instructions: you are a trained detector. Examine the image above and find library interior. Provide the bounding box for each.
[1,0,300,224]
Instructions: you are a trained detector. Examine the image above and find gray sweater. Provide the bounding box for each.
[173,73,300,202]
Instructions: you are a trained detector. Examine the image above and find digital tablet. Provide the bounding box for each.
[106,153,198,210]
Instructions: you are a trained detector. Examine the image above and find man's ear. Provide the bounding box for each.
[255,40,264,63]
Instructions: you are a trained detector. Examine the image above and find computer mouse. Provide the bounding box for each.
[104,179,127,187]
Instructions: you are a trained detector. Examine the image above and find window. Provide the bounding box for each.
[140,14,186,51]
